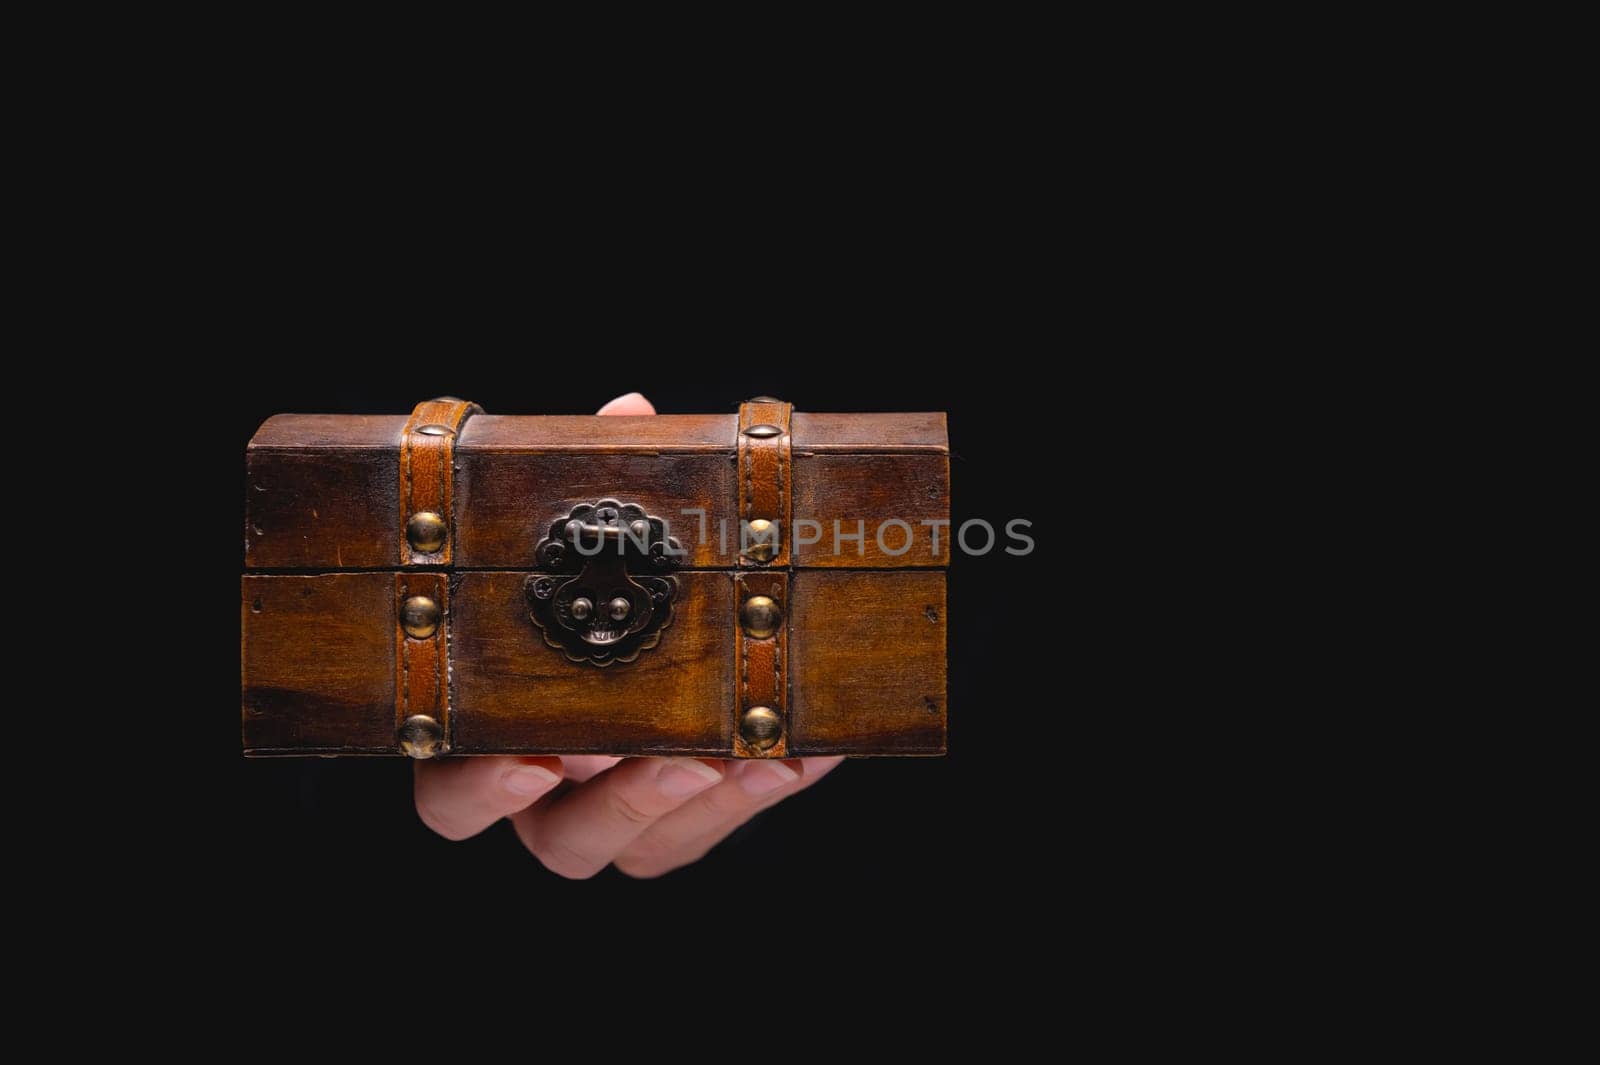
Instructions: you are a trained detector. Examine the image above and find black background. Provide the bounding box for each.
[217,359,1067,921]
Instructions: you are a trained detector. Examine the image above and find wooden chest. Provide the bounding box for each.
[241,397,948,760]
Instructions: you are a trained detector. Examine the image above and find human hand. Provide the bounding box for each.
[413,391,844,877]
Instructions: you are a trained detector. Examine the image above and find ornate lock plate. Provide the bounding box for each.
[524,499,682,666]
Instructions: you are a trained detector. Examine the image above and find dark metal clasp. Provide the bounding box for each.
[524,499,682,666]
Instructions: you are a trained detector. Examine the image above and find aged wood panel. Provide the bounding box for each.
[791,412,947,451]
[788,571,946,754]
[454,452,739,569]
[242,573,396,753]
[245,450,399,568]
[791,453,951,567]
[250,414,408,449]
[451,571,734,754]
[461,414,735,451]
[463,412,948,451]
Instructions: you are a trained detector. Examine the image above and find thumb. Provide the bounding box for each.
[596,392,655,416]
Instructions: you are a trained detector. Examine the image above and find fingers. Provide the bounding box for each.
[560,755,623,783]
[414,756,564,841]
[613,756,846,878]
[510,757,724,879]
[596,392,655,416]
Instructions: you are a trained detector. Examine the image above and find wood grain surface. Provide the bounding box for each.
[242,573,396,754]
[792,453,952,567]
[788,571,947,754]
[454,452,738,569]
[451,571,735,754]
[245,450,399,569]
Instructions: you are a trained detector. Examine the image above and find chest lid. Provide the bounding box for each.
[245,402,949,570]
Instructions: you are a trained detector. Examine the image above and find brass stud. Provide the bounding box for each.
[742,423,782,438]
[747,395,782,403]
[398,714,444,759]
[415,423,454,437]
[406,511,447,553]
[744,518,776,563]
[401,596,441,638]
[740,595,781,639]
[430,395,465,403]
[740,706,782,752]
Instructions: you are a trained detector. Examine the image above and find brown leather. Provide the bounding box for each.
[737,399,793,568]
[400,397,482,565]
[735,571,788,758]
[395,571,449,752]
[734,399,793,756]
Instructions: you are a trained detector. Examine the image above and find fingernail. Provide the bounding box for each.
[503,765,560,798]
[656,758,722,798]
[736,759,800,797]
[597,392,646,413]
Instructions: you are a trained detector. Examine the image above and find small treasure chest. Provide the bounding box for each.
[241,397,948,760]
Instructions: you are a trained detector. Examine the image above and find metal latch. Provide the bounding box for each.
[524,499,682,666]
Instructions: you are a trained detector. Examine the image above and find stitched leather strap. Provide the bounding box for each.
[734,397,792,757]
[395,572,449,755]
[737,398,792,567]
[735,571,789,758]
[400,397,482,565]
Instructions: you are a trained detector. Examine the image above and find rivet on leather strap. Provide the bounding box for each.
[395,571,449,757]
[400,397,482,566]
[737,398,792,567]
[735,570,788,758]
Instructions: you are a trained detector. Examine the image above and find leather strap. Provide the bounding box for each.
[395,571,449,753]
[735,571,789,759]
[734,397,792,757]
[737,398,793,567]
[400,397,482,565]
